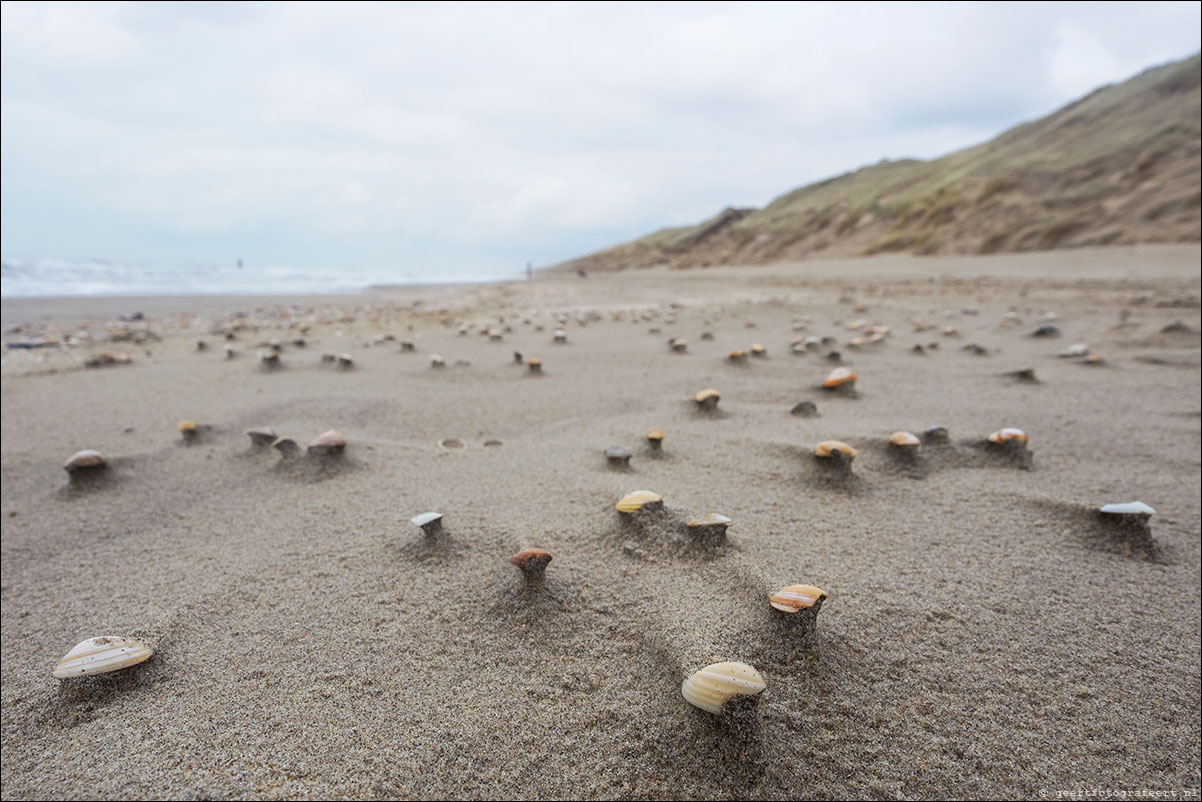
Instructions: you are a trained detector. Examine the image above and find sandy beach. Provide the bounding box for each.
[1,244,1199,800]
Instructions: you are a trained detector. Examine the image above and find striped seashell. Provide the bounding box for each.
[64,449,107,473]
[769,584,828,613]
[987,427,1027,444]
[889,431,920,447]
[52,636,152,679]
[681,661,767,714]
[616,490,663,513]
[823,367,856,388]
[815,440,857,459]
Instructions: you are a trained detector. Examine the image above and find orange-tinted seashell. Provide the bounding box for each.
[769,584,828,613]
[823,367,857,388]
[815,440,857,458]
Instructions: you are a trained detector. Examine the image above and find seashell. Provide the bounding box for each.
[688,513,732,545]
[439,437,466,450]
[769,584,828,613]
[178,420,198,440]
[823,367,856,388]
[1059,343,1090,358]
[987,427,1027,444]
[922,425,949,444]
[84,352,133,368]
[64,449,107,474]
[429,354,446,368]
[1099,501,1155,518]
[791,400,818,417]
[509,548,553,575]
[912,344,925,354]
[52,636,152,679]
[553,329,567,343]
[260,350,281,366]
[681,661,766,714]
[814,440,857,459]
[889,431,920,447]
[337,353,354,369]
[411,511,443,535]
[616,490,663,514]
[527,358,542,374]
[606,445,632,464]
[1031,324,1060,338]
[728,349,749,362]
[246,427,276,447]
[269,340,283,353]
[308,430,346,456]
[846,318,866,331]
[694,388,720,409]
[750,344,766,357]
[646,428,665,445]
[489,331,503,342]
[942,325,957,336]
[1083,353,1104,364]
[669,337,687,352]
[1006,367,1037,382]
[868,333,884,344]
[273,437,300,457]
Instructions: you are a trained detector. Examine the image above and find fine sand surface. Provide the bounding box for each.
[2,245,1200,800]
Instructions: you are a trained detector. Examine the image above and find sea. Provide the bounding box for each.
[0,256,520,297]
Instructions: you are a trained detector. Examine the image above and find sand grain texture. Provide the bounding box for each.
[2,245,1200,800]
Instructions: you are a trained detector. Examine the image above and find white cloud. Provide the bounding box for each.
[1,0,1199,277]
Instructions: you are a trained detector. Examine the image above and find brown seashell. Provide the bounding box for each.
[616,490,663,513]
[823,367,856,388]
[889,431,920,447]
[509,548,553,575]
[308,430,347,456]
[769,584,828,613]
[646,428,665,444]
[694,389,720,409]
[728,349,749,362]
[178,420,198,439]
[987,427,1027,444]
[815,440,857,459]
[64,449,107,474]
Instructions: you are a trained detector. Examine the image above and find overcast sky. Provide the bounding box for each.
[2,1,1199,279]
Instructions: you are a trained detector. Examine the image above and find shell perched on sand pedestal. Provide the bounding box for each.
[987,427,1027,444]
[687,513,732,545]
[616,490,663,514]
[889,431,920,448]
[823,367,857,389]
[815,440,858,459]
[694,389,720,410]
[509,548,553,576]
[769,584,828,613]
[681,661,767,714]
[1100,501,1155,518]
[64,450,107,474]
[52,636,153,679]
[412,512,444,535]
[308,430,346,456]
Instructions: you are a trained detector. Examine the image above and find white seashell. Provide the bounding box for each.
[411,512,444,533]
[1100,501,1155,516]
[52,636,152,679]
[681,661,766,714]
